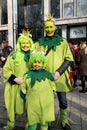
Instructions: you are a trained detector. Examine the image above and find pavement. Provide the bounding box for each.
[0,75,87,130]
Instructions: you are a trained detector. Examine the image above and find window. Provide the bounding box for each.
[18,0,43,41]
[70,26,86,38]
[1,0,8,24]
[0,30,8,43]
[63,0,74,18]
[50,0,60,18]
[77,0,87,16]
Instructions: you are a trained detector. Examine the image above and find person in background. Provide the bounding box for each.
[76,40,87,93]
[73,42,80,87]
[2,29,34,130]
[0,40,13,69]
[68,43,75,86]
[0,44,2,74]
[34,15,73,130]
[20,52,55,130]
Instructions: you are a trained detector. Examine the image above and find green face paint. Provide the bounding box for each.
[44,21,56,36]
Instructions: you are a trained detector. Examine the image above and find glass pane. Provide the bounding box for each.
[50,0,60,18]
[1,0,8,24]
[77,0,87,16]
[63,0,74,18]
[0,31,8,43]
[70,26,86,38]
[18,0,43,41]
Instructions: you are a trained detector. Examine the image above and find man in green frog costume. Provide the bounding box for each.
[34,15,73,130]
[3,28,34,130]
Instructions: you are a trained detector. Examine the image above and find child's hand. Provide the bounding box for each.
[14,77,24,84]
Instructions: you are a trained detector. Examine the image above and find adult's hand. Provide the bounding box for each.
[14,77,24,84]
[53,71,60,80]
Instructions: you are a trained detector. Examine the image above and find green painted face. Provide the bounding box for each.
[44,21,56,36]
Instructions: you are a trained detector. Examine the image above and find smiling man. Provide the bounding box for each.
[34,15,73,130]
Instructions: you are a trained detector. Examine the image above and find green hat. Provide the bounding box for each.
[29,52,46,68]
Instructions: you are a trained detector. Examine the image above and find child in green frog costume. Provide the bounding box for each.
[3,28,34,130]
[20,52,56,130]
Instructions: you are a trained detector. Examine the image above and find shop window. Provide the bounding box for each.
[50,0,60,18]
[63,0,74,18]
[77,0,87,16]
[1,0,8,24]
[70,26,86,39]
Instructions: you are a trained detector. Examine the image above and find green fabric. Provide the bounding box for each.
[41,126,48,130]
[3,51,30,123]
[60,108,69,127]
[26,123,48,130]
[21,50,30,62]
[26,124,37,130]
[35,38,74,92]
[21,76,55,125]
[41,122,48,130]
[26,69,54,87]
[11,50,30,62]
[38,35,63,51]
[41,122,48,127]
[5,120,14,130]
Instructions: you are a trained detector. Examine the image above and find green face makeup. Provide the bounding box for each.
[44,21,56,36]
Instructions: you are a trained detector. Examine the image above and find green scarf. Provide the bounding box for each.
[21,50,30,62]
[12,50,30,62]
[38,35,63,51]
[26,69,54,88]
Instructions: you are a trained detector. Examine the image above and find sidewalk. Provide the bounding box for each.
[0,76,87,130]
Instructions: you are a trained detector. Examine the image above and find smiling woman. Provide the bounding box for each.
[2,28,34,130]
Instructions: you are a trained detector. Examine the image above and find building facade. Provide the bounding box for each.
[0,0,87,49]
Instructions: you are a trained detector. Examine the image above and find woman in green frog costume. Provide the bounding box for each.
[3,28,34,130]
[20,52,55,130]
[34,15,74,130]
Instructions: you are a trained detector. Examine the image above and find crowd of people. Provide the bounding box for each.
[68,40,87,93]
[0,14,87,130]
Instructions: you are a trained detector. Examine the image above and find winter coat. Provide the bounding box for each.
[0,45,13,67]
[76,47,87,76]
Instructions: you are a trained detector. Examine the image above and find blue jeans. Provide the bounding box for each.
[56,92,67,109]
